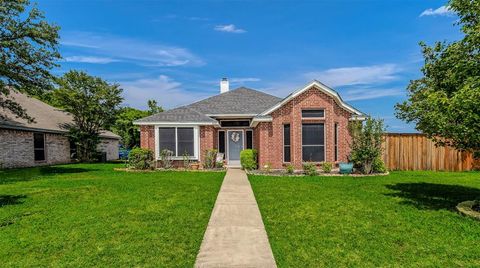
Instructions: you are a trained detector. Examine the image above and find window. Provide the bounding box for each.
[302,109,324,118]
[302,123,324,162]
[34,133,45,161]
[283,124,291,162]
[246,130,253,149]
[220,120,250,127]
[177,128,194,156]
[218,131,225,154]
[334,123,338,161]
[158,127,195,157]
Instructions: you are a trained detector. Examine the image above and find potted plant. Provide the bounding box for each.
[339,156,353,174]
[190,162,200,170]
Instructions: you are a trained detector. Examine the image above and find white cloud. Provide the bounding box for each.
[420,6,454,17]
[229,77,260,83]
[61,32,204,67]
[64,56,119,64]
[304,64,400,87]
[342,87,404,101]
[120,75,209,109]
[214,24,246,33]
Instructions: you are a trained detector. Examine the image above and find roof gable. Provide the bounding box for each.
[259,80,365,117]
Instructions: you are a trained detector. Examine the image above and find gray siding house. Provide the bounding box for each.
[0,92,120,169]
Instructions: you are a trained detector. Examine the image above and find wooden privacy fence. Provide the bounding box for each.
[382,133,474,171]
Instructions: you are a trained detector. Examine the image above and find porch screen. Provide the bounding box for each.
[302,123,324,162]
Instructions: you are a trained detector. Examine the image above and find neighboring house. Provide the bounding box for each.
[134,79,365,169]
[0,91,120,169]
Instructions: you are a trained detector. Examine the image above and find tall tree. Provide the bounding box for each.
[112,107,149,149]
[396,0,480,153]
[147,99,163,114]
[54,71,123,161]
[0,0,60,121]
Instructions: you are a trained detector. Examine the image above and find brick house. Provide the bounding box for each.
[135,80,365,169]
[0,92,120,168]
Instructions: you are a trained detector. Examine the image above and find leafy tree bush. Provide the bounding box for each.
[0,0,60,121]
[395,0,480,156]
[127,148,153,170]
[182,151,191,169]
[112,107,149,149]
[204,149,217,169]
[349,118,385,174]
[322,162,333,173]
[303,162,318,176]
[285,164,294,174]
[372,156,387,173]
[53,71,123,161]
[240,149,257,170]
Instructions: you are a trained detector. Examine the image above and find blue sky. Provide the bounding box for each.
[39,0,460,132]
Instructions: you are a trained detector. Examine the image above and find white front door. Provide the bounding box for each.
[227,130,244,167]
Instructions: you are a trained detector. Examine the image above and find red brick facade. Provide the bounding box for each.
[255,87,353,169]
[139,86,354,170]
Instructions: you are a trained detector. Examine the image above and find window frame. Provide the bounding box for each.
[334,123,339,162]
[218,130,226,154]
[283,124,291,163]
[33,132,46,162]
[301,123,325,162]
[301,109,325,119]
[219,120,250,128]
[245,129,253,149]
[155,125,199,160]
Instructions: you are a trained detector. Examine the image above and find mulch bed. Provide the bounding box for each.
[247,169,389,177]
[113,168,225,173]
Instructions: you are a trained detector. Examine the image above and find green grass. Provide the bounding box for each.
[249,171,480,267]
[0,163,224,267]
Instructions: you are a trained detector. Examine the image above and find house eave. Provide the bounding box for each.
[133,121,220,127]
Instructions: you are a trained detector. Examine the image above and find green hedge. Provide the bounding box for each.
[240,149,257,170]
[128,147,154,170]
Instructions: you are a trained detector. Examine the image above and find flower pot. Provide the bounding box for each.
[339,163,353,174]
[191,163,199,170]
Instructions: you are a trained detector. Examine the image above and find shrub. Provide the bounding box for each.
[182,151,191,169]
[240,149,257,170]
[285,164,294,174]
[322,162,333,173]
[372,156,387,173]
[159,149,174,169]
[349,117,385,174]
[127,148,153,170]
[204,149,217,169]
[303,162,318,176]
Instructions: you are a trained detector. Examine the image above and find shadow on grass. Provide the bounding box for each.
[0,166,98,184]
[0,194,26,207]
[386,183,480,211]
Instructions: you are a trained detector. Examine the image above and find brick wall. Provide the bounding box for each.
[0,129,70,168]
[200,125,216,167]
[140,125,155,153]
[0,128,119,169]
[256,87,353,170]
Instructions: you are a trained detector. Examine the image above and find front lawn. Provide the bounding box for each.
[249,171,480,267]
[0,163,224,267]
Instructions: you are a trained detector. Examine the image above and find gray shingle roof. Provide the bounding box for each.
[135,87,282,124]
[134,106,218,124]
[0,91,120,139]
[185,87,282,115]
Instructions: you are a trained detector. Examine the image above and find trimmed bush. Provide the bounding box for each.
[303,162,318,176]
[240,149,257,170]
[322,162,333,173]
[128,148,153,170]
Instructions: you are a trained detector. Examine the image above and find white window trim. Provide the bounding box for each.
[155,125,199,160]
[301,123,326,163]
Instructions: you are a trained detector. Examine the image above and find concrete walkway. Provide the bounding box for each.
[195,168,277,268]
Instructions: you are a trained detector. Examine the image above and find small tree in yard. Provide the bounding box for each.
[349,118,385,174]
[54,71,123,161]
